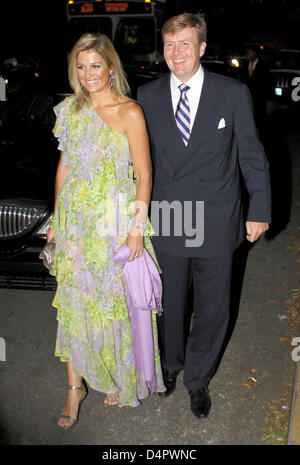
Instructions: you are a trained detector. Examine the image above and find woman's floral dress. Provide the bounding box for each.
[51,95,165,407]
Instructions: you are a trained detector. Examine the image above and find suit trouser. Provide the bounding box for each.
[154,249,233,391]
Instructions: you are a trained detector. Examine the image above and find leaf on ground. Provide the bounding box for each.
[243,377,260,390]
[234,430,244,438]
[273,398,288,405]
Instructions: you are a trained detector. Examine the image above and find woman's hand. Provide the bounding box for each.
[46,227,55,243]
[126,226,144,261]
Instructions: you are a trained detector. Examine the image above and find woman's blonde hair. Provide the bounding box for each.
[68,33,130,112]
[162,13,207,44]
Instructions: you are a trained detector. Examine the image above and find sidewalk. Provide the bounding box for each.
[286,103,300,444]
[0,104,299,446]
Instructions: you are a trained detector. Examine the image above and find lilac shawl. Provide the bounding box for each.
[114,243,163,392]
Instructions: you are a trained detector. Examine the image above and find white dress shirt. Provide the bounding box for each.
[170,65,204,132]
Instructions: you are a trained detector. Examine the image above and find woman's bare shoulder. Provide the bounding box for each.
[118,98,143,122]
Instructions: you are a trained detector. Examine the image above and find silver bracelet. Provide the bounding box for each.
[132,219,147,232]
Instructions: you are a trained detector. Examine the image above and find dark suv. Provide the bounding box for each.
[268,49,300,103]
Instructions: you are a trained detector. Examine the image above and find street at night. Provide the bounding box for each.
[1,0,300,451]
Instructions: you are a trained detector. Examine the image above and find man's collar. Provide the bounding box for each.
[170,64,203,91]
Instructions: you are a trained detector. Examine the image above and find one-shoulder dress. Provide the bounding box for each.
[51,95,165,407]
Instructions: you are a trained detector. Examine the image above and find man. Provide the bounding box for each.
[137,14,271,419]
[240,45,270,131]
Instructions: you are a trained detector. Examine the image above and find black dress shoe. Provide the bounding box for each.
[158,369,179,397]
[189,387,211,419]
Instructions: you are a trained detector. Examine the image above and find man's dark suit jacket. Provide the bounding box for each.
[137,68,271,258]
[239,58,270,120]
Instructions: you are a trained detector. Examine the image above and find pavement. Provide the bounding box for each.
[0,102,300,448]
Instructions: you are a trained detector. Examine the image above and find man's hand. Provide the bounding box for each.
[245,221,269,242]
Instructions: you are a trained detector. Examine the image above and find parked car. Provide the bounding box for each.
[268,49,300,103]
[201,59,229,76]
[0,70,161,290]
[0,85,68,289]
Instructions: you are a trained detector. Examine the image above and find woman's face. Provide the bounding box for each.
[76,49,111,94]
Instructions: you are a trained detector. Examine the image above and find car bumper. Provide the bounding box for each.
[0,242,57,290]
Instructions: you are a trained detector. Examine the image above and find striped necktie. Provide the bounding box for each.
[175,83,190,145]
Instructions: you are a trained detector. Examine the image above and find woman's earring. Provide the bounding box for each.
[109,71,115,88]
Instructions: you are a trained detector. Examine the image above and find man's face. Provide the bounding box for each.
[163,26,206,82]
[245,48,257,63]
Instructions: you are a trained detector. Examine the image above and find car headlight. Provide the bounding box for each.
[231,58,240,68]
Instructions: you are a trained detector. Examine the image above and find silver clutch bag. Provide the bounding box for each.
[39,239,55,276]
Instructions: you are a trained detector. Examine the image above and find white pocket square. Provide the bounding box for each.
[217,118,226,129]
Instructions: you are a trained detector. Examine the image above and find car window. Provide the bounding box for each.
[68,17,113,48]
[115,18,156,55]
[0,92,34,127]
[271,51,300,70]
[0,92,67,129]
[27,94,66,128]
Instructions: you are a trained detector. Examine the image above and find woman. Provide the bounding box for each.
[47,33,165,429]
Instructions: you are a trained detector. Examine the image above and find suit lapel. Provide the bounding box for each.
[156,74,187,146]
[173,69,220,179]
[155,74,187,173]
[154,70,220,179]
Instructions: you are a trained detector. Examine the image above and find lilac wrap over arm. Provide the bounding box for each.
[114,242,164,393]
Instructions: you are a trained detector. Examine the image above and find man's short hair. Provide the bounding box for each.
[162,13,207,44]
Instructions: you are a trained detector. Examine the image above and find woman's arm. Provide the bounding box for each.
[122,102,152,260]
[53,154,70,211]
[46,153,69,242]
